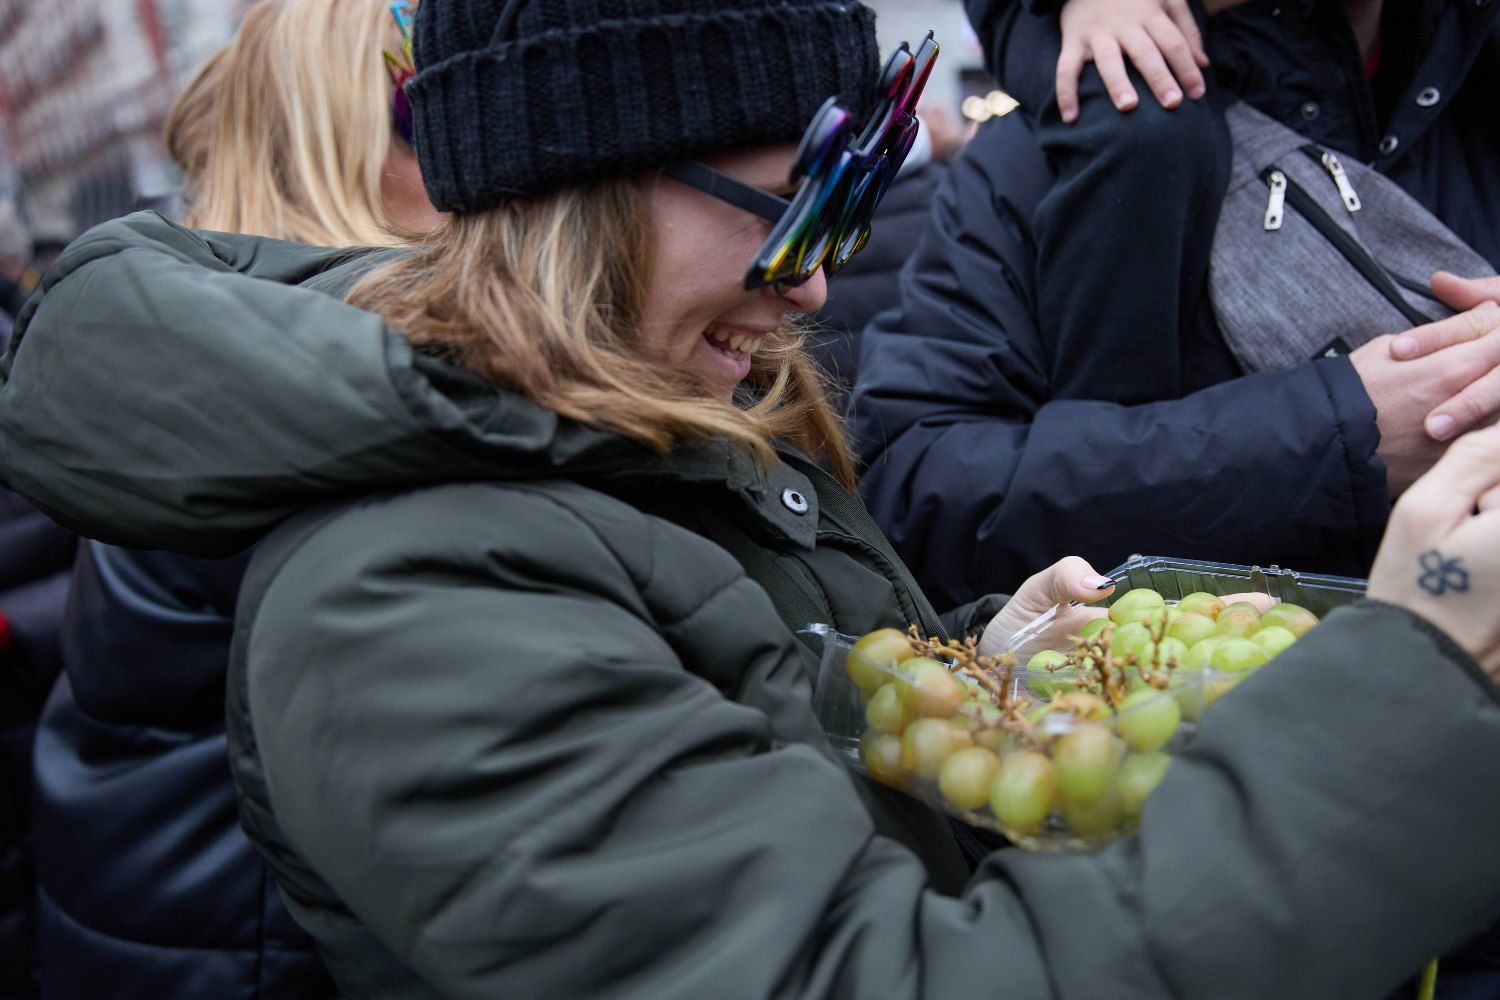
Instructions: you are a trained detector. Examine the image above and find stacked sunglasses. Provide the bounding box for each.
[668,31,939,290]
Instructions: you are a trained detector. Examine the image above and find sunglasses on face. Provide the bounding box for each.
[665,31,939,292]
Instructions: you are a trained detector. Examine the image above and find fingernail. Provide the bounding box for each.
[1392,335,1418,358]
[1164,89,1182,105]
[1427,413,1457,441]
[1188,84,1205,99]
[1083,575,1115,590]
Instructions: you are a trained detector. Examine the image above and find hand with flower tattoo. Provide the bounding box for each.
[1370,422,1500,680]
[1416,550,1470,597]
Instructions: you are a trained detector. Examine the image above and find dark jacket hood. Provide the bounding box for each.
[0,212,776,557]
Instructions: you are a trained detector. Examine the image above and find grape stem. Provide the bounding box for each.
[903,627,1025,727]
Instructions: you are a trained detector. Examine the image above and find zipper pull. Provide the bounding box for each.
[1264,171,1286,231]
[1320,151,1362,212]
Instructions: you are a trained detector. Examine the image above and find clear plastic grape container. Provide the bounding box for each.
[808,555,1367,852]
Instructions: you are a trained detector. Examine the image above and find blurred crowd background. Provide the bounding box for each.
[0,0,1002,270]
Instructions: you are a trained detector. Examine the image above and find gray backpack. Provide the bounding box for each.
[1208,102,1494,373]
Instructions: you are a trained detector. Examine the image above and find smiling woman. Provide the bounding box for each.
[346,148,855,484]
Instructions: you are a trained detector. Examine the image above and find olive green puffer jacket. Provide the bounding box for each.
[3,213,1500,1000]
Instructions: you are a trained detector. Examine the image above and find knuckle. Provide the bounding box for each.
[1396,490,1442,525]
[1455,391,1487,427]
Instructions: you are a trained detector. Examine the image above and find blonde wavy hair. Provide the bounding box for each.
[165,0,405,246]
[348,180,856,487]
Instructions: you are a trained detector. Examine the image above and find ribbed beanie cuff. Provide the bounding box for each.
[409,2,880,211]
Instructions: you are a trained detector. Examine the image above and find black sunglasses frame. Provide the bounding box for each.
[662,162,789,224]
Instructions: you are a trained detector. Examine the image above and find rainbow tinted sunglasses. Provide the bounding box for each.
[666,31,939,291]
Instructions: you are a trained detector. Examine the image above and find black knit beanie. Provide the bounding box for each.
[408,0,881,212]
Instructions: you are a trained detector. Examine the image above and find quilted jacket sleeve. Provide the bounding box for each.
[243,486,1500,1000]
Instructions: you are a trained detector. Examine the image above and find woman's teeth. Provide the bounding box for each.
[707,324,763,355]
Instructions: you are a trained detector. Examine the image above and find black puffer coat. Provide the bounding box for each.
[29,542,332,998]
[856,0,1500,607]
[0,489,73,997]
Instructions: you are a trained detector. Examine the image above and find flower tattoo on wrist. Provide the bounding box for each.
[1417,550,1469,597]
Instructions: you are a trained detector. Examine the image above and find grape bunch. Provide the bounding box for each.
[844,589,1320,849]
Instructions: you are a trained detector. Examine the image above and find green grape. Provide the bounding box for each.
[1210,638,1270,674]
[1261,603,1319,637]
[1058,786,1125,837]
[1109,588,1166,625]
[1203,676,1239,708]
[1177,592,1227,620]
[975,725,1011,754]
[847,628,914,695]
[1115,689,1181,752]
[899,658,966,718]
[1140,605,1176,629]
[1213,607,1261,639]
[989,751,1057,834]
[961,698,1004,728]
[861,731,909,787]
[1116,751,1171,820]
[939,746,1002,811]
[1045,691,1113,722]
[865,683,913,735]
[1251,625,1297,659]
[1221,600,1262,617]
[901,717,973,780]
[1174,687,1206,725]
[1079,617,1110,640]
[1167,611,1216,647]
[1183,636,1224,670]
[1026,649,1074,699]
[1052,723,1123,801]
[1028,649,1069,670]
[1111,622,1153,664]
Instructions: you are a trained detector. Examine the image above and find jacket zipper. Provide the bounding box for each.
[1259,166,1431,326]
[1300,145,1362,212]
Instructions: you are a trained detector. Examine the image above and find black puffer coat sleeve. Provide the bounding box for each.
[849,117,1390,607]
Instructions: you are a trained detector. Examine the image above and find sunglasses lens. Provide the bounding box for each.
[744,34,940,290]
[792,100,852,182]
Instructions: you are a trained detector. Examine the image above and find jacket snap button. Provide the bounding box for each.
[1299,101,1319,120]
[1378,134,1400,156]
[781,488,809,515]
[1416,87,1440,108]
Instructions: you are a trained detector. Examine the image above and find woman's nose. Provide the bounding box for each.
[773,268,828,313]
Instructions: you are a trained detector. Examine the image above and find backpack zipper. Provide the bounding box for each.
[1300,145,1362,212]
[1264,171,1287,230]
[1259,166,1431,326]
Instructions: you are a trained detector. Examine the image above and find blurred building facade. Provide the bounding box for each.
[0,0,991,248]
[0,0,251,243]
